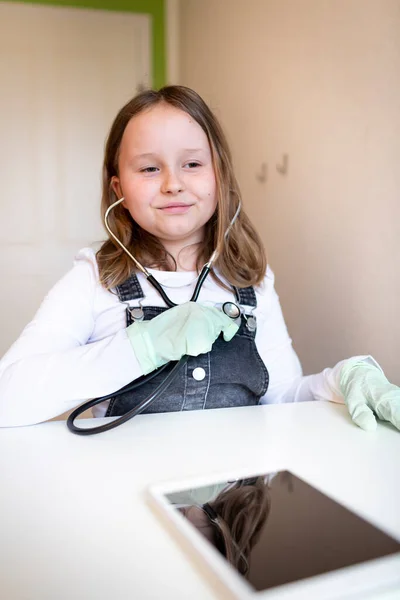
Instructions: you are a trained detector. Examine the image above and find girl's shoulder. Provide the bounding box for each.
[251,265,278,315]
[73,244,99,267]
[254,265,276,296]
[71,246,101,282]
[48,246,102,303]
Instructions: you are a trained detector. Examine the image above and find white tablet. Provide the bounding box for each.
[148,468,400,600]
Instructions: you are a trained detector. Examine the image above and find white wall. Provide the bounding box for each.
[179,0,400,383]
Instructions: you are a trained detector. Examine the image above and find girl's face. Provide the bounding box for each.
[112,103,217,256]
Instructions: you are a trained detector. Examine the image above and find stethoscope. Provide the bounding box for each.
[67,197,243,435]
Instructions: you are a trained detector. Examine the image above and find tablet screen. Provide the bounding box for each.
[165,471,400,592]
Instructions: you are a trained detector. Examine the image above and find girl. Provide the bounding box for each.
[0,86,398,430]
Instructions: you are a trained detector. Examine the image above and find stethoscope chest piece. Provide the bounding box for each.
[222,301,257,332]
[222,302,241,320]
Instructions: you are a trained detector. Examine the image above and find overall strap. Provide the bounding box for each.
[234,286,257,308]
[115,272,145,302]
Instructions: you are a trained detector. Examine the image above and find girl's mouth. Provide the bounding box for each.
[159,203,193,214]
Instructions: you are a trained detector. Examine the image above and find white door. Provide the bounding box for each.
[0,2,151,356]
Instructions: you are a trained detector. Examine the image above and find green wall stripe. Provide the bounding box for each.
[4,0,166,89]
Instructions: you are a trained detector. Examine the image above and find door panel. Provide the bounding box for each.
[0,2,151,356]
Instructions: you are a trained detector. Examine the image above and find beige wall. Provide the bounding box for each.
[179,0,400,383]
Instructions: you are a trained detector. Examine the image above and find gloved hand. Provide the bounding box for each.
[339,358,400,431]
[127,301,239,375]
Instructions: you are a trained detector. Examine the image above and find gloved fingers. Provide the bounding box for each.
[180,309,236,357]
[346,394,377,431]
[152,303,239,343]
[351,406,378,431]
[199,306,240,342]
[373,390,400,430]
[222,321,239,342]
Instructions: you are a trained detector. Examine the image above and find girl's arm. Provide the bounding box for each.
[256,270,380,405]
[0,251,143,427]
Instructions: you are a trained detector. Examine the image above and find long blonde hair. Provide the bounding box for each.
[96,86,267,289]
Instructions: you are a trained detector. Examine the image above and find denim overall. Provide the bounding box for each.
[106,273,269,416]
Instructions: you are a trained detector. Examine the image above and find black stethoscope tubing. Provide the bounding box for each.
[147,264,211,308]
[67,357,187,435]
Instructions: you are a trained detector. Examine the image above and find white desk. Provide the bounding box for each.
[0,402,399,600]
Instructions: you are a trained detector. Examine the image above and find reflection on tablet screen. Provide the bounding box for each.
[166,471,400,592]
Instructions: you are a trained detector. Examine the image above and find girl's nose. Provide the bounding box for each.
[161,169,185,194]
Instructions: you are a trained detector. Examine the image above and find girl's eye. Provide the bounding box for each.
[140,166,158,173]
[185,162,201,169]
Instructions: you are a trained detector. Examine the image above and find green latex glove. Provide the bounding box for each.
[127,301,239,375]
[340,358,400,431]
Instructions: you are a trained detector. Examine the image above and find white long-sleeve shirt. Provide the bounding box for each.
[0,248,377,426]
